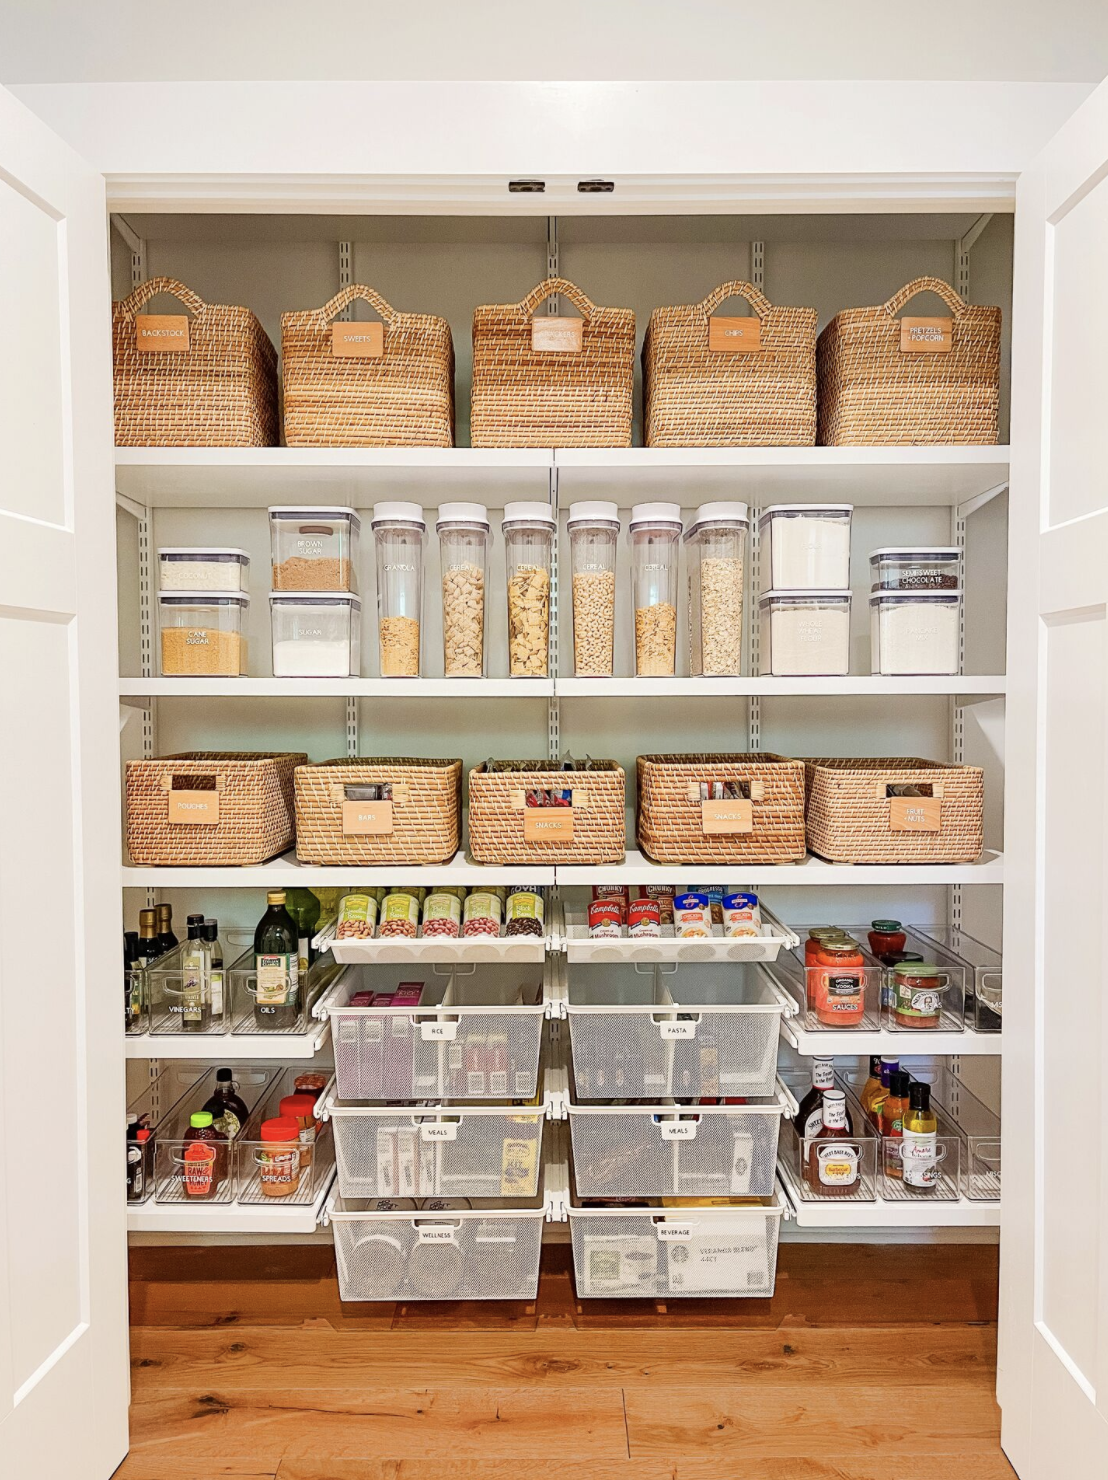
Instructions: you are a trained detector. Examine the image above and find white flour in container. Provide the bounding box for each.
[761,506,852,589]
[272,639,354,677]
[871,591,960,674]
[760,592,851,676]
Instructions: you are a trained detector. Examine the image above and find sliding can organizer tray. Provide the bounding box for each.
[125,751,304,866]
[803,757,984,864]
[636,753,807,866]
[468,760,625,865]
[294,757,462,866]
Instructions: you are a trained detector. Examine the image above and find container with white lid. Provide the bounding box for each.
[758,504,852,590]
[371,503,425,678]
[629,502,683,677]
[437,502,490,678]
[158,548,250,593]
[567,501,620,677]
[758,590,851,677]
[269,592,362,678]
[684,502,748,677]
[870,589,962,675]
[269,506,360,593]
[502,502,556,677]
[869,546,960,592]
[159,592,249,677]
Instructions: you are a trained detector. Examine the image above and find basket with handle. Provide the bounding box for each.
[281,284,454,447]
[816,276,1001,446]
[470,277,635,447]
[468,761,626,865]
[112,276,278,446]
[803,757,984,863]
[636,753,807,866]
[643,280,817,447]
[294,757,462,866]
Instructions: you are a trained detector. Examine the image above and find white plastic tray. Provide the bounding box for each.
[559,897,798,963]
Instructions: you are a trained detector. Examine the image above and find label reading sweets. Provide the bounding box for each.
[531,316,584,352]
[135,314,190,352]
[342,800,394,835]
[332,321,384,357]
[708,315,762,353]
[168,790,220,825]
[889,796,942,832]
[523,808,575,842]
[701,798,753,834]
[899,316,953,353]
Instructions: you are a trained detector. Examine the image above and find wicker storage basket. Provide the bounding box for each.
[126,752,304,866]
[468,762,626,865]
[637,753,807,866]
[816,277,1001,446]
[294,757,462,866]
[113,277,278,447]
[642,281,817,447]
[281,285,454,447]
[804,757,984,864]
[470,278,634,448]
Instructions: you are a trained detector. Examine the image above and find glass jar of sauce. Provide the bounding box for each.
[891,962,948,1030]
[868,919,906,960]
[813,939,867,1027]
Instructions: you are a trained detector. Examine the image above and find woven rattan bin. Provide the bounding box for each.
[113,277,278,447]
[294,758,462,866]
[125,752,304,866]
[643,281,817,447]
[281,285,454,447]
[637,753,807,866]
[470,278,634,448]
[804,757,984,864]
[816,276,1001,446]
[468,761,626,865]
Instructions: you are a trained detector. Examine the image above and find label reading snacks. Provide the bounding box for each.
[889,796,942,831]
[523,808,575,842]
[342,800,394,835]
[708,316,762,353]
[135,314,190,352]
[899,316,953,353]
[531,316,584,352]
[332,321,384,357]
[701,798,753,834]
[168,790,219,824]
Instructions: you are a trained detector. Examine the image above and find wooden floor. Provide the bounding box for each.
[117,1242,1013,1480]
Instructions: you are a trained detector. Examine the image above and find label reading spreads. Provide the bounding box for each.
[332,321,384,358]
[342,800,394,835]
[889,796,942,832]
[899,316,953,353]
[168,790,220,825]
[531,316,584,352]
[701,798,753,834]
[135,314,190,353]
[708,315,762,353]
[523,808,575,842]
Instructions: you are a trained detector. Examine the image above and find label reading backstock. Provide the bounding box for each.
[135,314,190,352]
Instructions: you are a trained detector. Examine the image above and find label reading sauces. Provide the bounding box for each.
[899,316,953,354]
[532,316,584,352]
[332,321,384,358]
[135,314,190,352]
[168,790,220,825]
[708,315,762,353]
[523,808,575,842]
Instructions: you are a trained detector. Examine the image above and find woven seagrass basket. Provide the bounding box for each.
[281,285,454,447]
[294,757,462,866]
[468,761,626,865]
[637,753,807,866]
[113,277,278,446]
[816,277,1001,446]
[126,752,304,865]
[643,281,817,447]
[470,278,634,448]
[804,757,984,864]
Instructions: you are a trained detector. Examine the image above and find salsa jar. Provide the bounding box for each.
[891,962,949,1030]
[868,919,906,960]
[813,939,867,1028]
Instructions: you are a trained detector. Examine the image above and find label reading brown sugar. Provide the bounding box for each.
[168,790,220,825]
[889,796,942,831]
[342,800,394,834]
[701,799,753,834]
[709,316,762,353]
[532,316,584,353]
[332,321,384,358]
[523,809,575,841]
[135,314,190,353]
[900,317,953,353]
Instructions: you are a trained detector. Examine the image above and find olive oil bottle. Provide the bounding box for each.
[253,890,300,1031]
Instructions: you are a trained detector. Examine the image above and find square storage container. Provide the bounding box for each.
[158,547,250,592]
[869,546,960,592]
[803,756,984,864]
[870,589,962,675]
[468,759,626,866]
[232,1067,336,1208]
[158,592,248,676]
[269,592,362,678]
[758,590,851,677]
[293,757,462,866]
[150,1064,283,1206]
[269,506,360,592]
[758,504,852,589]
[636,753,807,866]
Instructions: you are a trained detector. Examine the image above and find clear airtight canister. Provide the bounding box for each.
[759,504,853,589]
[684,502,748,677]
[437,502,489,678]
[567,501,620,677]
[371,502,425,677]
[502,501,555,677]
[629,503,682,676]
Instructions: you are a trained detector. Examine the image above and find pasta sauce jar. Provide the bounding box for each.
[891,962,948,1030]
[813,939,867,1027]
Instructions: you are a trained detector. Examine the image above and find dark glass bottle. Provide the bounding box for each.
[203,1067,250,1140]
[253,889,300,1030]
[136,908,159,965]
[155,902,178,956]
[124,930,142,1031]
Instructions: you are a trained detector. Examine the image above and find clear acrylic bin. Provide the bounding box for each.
[776,1072,878,1204]
[233,1066,336,1206]
[912,924,1002,1032]
[158,592,248,677]
[767,946,883,1033]
[906,1063,1001,1201]
[125,965,148,1036]
[567,1191,785,1299]
[151,1064,282,1205]
[226,949,345,1035]
[372,501,425,677]
[877,1133,963,1202]
[145,940,226,1036]
[328,962,549,1101]
[126,1060,216,1204]
[269,505,360,592]
[269,591,361,677]
[563,960,791,1101]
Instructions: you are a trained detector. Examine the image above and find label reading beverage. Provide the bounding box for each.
[701,798,753,834]
[708,315,762,353]
[332,321,384,358]
[890,796,942,832]
[523,808,575,842]
[135,314,190,352]
[816,1143,859,1187]
[168,790,220,825]
[899,316,953,353]
[655,1222,694,1241]
[342,800,394,835]
[532,316,584,352]
[256,953,297,1006]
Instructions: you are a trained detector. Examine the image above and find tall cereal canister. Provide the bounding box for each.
[502,502,555,677]
[567,501,620,677]
[684,502,748,676]
[629,503,683,677]
[436,502,490,678]
[371,502,425,677]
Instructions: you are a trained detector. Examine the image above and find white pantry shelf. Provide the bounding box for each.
[122,849,556,888]
[119,676,554,698]
[126,1168,336,1234]
[779,1018,1001,1056]
[555,675,1005,698]
[554,848,1004,887]
[779,1183,999,1229]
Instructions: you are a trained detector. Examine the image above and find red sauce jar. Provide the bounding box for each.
[868,919,906,959]
[813,939,867,1027]
[891,963,947,1030]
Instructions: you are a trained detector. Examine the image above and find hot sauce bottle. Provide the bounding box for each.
[866,1056,900,1129]
[880,1071,912,1179]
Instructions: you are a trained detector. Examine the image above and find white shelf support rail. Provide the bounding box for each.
[747,241,765,753]
[338,239,360,757]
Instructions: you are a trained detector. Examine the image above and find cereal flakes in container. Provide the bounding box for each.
[630,502,682,677]
[159,548,250,593]
[372,502,425,678]
[567,501,620,678]
[502,502,555,677]
[684,503,748,677]
[437,502,489,678]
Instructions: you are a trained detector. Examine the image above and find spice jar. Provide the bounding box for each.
[158,592,249,677]
[436,502,489,678]
[813,938,867,1027]
[269,506,360,592]
[629,502,682,676]
[567,501,620,677]
[372,502,425,677]
[891,961,948,1030]
[502,502,555,677]
[256,1117,302,1197]
[684,502,748,677]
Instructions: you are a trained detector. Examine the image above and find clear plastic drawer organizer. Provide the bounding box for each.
[558,891,799,964]
[912,924,1002,1032]
[556,959,795,1101]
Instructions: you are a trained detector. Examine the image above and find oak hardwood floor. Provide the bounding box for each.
[117,1243,1013,1480]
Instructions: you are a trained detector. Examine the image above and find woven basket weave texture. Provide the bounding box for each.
[804,757,984,863]
[468,762,626,865]
[126,752,304,865]
[636,753,807,865]
[294,757,461,866]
